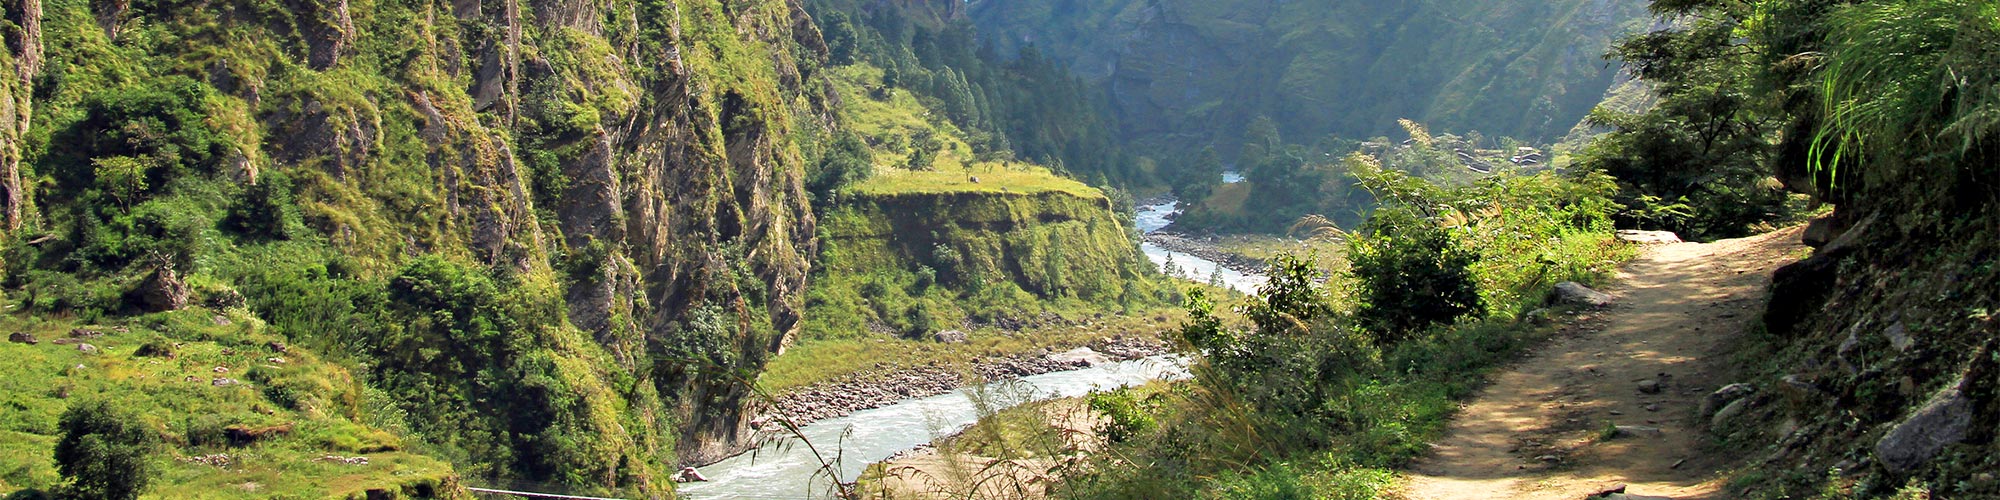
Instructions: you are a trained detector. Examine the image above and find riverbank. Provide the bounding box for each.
[768,335,1169,427]
[1142,231,1269,276]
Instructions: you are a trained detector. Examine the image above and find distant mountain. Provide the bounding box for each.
[968,0,1651,154]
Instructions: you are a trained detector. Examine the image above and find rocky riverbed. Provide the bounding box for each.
[768,336,1170,427]
[1143,231,1268,276]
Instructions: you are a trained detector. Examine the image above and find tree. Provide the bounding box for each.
[54,400,156,500]
[1347,208,1482,342]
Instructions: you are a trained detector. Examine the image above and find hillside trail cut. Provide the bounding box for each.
[1401,228,1805,500]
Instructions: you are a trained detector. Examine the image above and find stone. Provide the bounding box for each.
[75,343,99,355]
[7,332,35,344]
[1637,379,1662,394]
[138,263,192,313]
[1553,282,1615,308]
[1049,347,1111,367]
[1801,214,1844,248]
[1702,383,1756,417]
[1779,374,1828,400]
[1710,398,1750,433]
[1611,426,1663,439]
[931,329,968,344]
[1615,230,1681,244]
[212,378,241,387]
[1883,321,1913,352]
[1525,308,1554,325]
[1875,375,1974,473]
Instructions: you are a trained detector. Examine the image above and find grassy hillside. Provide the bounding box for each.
[791,61,1167,368]
[0,312,458,498]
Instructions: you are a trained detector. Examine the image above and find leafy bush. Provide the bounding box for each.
[1347,208,1482,342]
[223,171,303,241]
[1177,255,1379,448]
[53,400,156,500]
[1087,388,1157,443]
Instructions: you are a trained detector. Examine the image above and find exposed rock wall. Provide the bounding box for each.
[0,0,38,232]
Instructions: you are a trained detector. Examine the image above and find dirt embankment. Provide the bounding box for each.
[1401,228,1805,500]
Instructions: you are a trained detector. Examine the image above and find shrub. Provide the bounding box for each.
[1347,208,1482,343]
[53,400,156,500]
[1087,388,1157,443]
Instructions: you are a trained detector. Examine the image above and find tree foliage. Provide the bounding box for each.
[1348,208,1483,342]
[53,400,155,500]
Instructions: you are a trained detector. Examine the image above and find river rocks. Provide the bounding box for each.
[1615,230,1681,244]
[1049,347,1112,367]
[1875,374,1974,473]
[1092,336,1168,359]
[7,332,34,344]
[1142,232,1266,276]
[1553,282,1614,308]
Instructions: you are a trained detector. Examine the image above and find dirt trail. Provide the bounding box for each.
[1401,228,1805,500]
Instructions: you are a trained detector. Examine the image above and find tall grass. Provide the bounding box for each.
[1812,0,2000,197]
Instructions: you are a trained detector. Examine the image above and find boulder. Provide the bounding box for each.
[1702,383,1756,418]
[1710,398,1750,433]
[138,264,192,312]
[1049,347,1111,367]
[7,332,35,344]
[75,343,99,355]
[1875,375,1974,473]
[1552,282,1614,308]
[1883,321,1913,352]
[1615,230,1681,244]
[932,329,968,344]
[1801,214,1844,248]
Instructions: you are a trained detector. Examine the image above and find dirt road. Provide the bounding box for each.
[1401,228,1805,500]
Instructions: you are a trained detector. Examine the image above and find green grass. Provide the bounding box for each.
[851,166,1104,199]
[827,63,1104,199]
[0,312,458,498]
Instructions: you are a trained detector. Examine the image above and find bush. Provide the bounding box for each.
[1177,255,1378,447]
[1347,208,1482,342]
[1087,388,1157,443]
[53,400,156,500]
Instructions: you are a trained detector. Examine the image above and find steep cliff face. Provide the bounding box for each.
[0,0,37,232]
[2,0,828,493]
[968,0,1649,150]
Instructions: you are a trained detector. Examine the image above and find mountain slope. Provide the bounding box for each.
[0,0,833,494]
[968,0,1650,154]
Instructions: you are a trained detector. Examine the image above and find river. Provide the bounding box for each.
[1135,201,1265,294]
[677,355,1189,499]
[678,201,1252,499]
